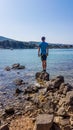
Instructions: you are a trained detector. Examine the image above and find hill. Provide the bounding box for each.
[0,36,73,49]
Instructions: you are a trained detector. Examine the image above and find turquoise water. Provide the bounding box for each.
[0,49,73,87]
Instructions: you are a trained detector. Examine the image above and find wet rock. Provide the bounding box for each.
[24,86,39,94]
[51,75,64,89]
[34,114,54,130]
[35,71,49,81]
[59,118,70,126]
[57,106,68,116]
[12,63,20,69]
[12,63,25,69]
[63,125,72,130]
[5,107,15,116]
[13,79,23,85]
[5,66,11,71]
[15,88,23,94]
[65,91,73,106]
[0,124,9,130]
[59,83,72,95]
[51,122,61,130]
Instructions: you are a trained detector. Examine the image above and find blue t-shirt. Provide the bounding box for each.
[39,42,49,55]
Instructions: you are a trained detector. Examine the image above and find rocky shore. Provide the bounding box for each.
[0,64,73,130]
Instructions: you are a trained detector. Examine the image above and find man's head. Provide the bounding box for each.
[41,36,45,42]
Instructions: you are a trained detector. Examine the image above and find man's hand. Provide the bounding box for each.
[46,53,48,56]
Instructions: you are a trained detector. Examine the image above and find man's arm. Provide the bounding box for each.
[46,44,49,56]
[38,47,41,56]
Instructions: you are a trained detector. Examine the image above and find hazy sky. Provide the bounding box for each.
[0,0,73,44]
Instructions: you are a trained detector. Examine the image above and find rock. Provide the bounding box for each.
[54,116,62,124]
[63,125,72,130]
[17,65,25,69]
[59,118,70,126]
[15,88,22,94]
[5,107,15,115]
[35,71,49,81]
[34,114,54,130]
[5,66,11,71]
[0,124,9,130]
[57,106,68,116]
[12,63,20,69]
[51,122,61,130]
[59,83,72,95]
[13,79,23,85]
[12,63,25,69]
[65,91,73,106]
[51,75,64,89]
[24,86,38,94]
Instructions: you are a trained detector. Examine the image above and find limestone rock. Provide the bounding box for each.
[0,124,9,130]
[13,79,23,85]
[5,107,15,115]
[51,75,64,89]
[34,114,54,130]
[5,66,11,71]
[12,63,25,69]
[57,106,68,116]
[65,91,73,106]
[15,88,23,94]
[35,71,49,81]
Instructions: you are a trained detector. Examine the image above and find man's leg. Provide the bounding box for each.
[42,60,47,71]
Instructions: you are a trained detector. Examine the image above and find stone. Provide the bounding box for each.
[17,65,25,69]
[65,91,73,106]
[13,79,23,85]
[57,106,68,116]
[51,75,64,89]
[59,118,70,126]
[34,114,54,130]
[51,122,61,130]
[24,86,38,94]
[15,88,22,94]
[5,66,11,71]
[12,63,20,69]
[0,124,9,130]
[12,63,25,69]
[5,107,15,115]
[63,125,72,130]
[35,72,49,81]
[59,83,72,95]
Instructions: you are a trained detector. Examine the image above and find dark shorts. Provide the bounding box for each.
[41,54,47,61]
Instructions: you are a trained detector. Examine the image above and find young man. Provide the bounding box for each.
[38,36,49,72]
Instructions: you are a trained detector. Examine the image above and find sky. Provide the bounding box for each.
[0,0,73,44]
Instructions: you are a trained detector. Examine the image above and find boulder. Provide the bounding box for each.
[51,122,61,130]
[15,88,23,94]
[24,86,38,94]
[5,107,15,115]
[51,76,64,89]
[13,79,23,85]
[12,63,20,69]
[35,72,49,81]
[34,114,54,130]
[57,106,68,116]
[59,83,72,95]
[65,91,73,106]
[0,124,9,130]
[5,66,11,71]
[12,63,25,69]
[63,125,72,130]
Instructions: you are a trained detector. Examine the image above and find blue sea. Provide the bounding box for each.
[0,49,73,105]
[0,49,73,87]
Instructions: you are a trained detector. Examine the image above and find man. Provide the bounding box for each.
[38,36,49,72]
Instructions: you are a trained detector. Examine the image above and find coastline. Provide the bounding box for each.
[0,64,73,130]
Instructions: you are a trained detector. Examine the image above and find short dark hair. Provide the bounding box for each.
[41,36,45,41]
